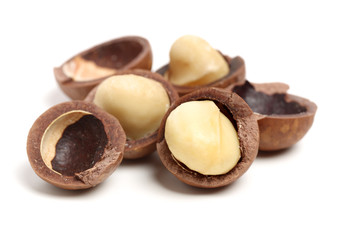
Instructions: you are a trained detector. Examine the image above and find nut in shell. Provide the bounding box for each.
[85,69,179,159]
[156,35,246,96]
[157,88,259,188]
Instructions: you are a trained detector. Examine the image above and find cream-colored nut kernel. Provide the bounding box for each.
[165,101,241,175]
[94,74,170,140]
[166,35,229,86]
[63,56,117,81]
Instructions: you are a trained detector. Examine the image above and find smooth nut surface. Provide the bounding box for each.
[63,56,117,82]
[27,101,126,190]
[165,35,229,86]
[85,69,179,159]
[165,100,241,175]
[93,74,170,140]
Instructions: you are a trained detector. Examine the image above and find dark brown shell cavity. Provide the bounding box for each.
[51,115,108,176]
[232,81,307,115]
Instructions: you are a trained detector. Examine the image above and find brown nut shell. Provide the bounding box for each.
[85,69,179,159]
[54,36,153,100]
[27,101,126,190]
[228,81,317,151]
[156,88,259,188]
[156,55,246,96]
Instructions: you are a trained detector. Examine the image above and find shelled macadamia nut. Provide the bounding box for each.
[228,81,317,151]
[54,36,153,100]
[156,35,245,96]
[166,35,229,86]
[157,88,259,188]
[165,100,241,175]
[27,101,126,190]
[85,69,179,159]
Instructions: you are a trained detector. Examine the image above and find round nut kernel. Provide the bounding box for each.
[85,69,179,159]
[165,35,229,86]
[93,74,170,140]
[165,100,241,175]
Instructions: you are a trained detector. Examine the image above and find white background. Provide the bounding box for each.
[1,0,345,239]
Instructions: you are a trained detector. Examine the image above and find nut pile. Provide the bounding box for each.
[27,35,317,190]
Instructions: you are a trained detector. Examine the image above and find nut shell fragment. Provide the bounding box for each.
[157,88,259,188]
[27,101,126,190]
[257,94,317,151]
[54,36,153,100]
[228,81,317,151]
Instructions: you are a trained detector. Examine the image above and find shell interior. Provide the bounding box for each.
[40,110,108,176]
[233,81,307,115]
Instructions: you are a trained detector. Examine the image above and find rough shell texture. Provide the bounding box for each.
[156,88,259,188]
[228,81,317,151]
[85,69,179,159]
[27,101,126,190]
[54,36,153,100]
[156,55,246,96]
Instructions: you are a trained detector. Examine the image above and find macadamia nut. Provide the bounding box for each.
[166,35,229,86]
[63,56,117,81]
[94,74,170,140]
[164,100,241,175]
